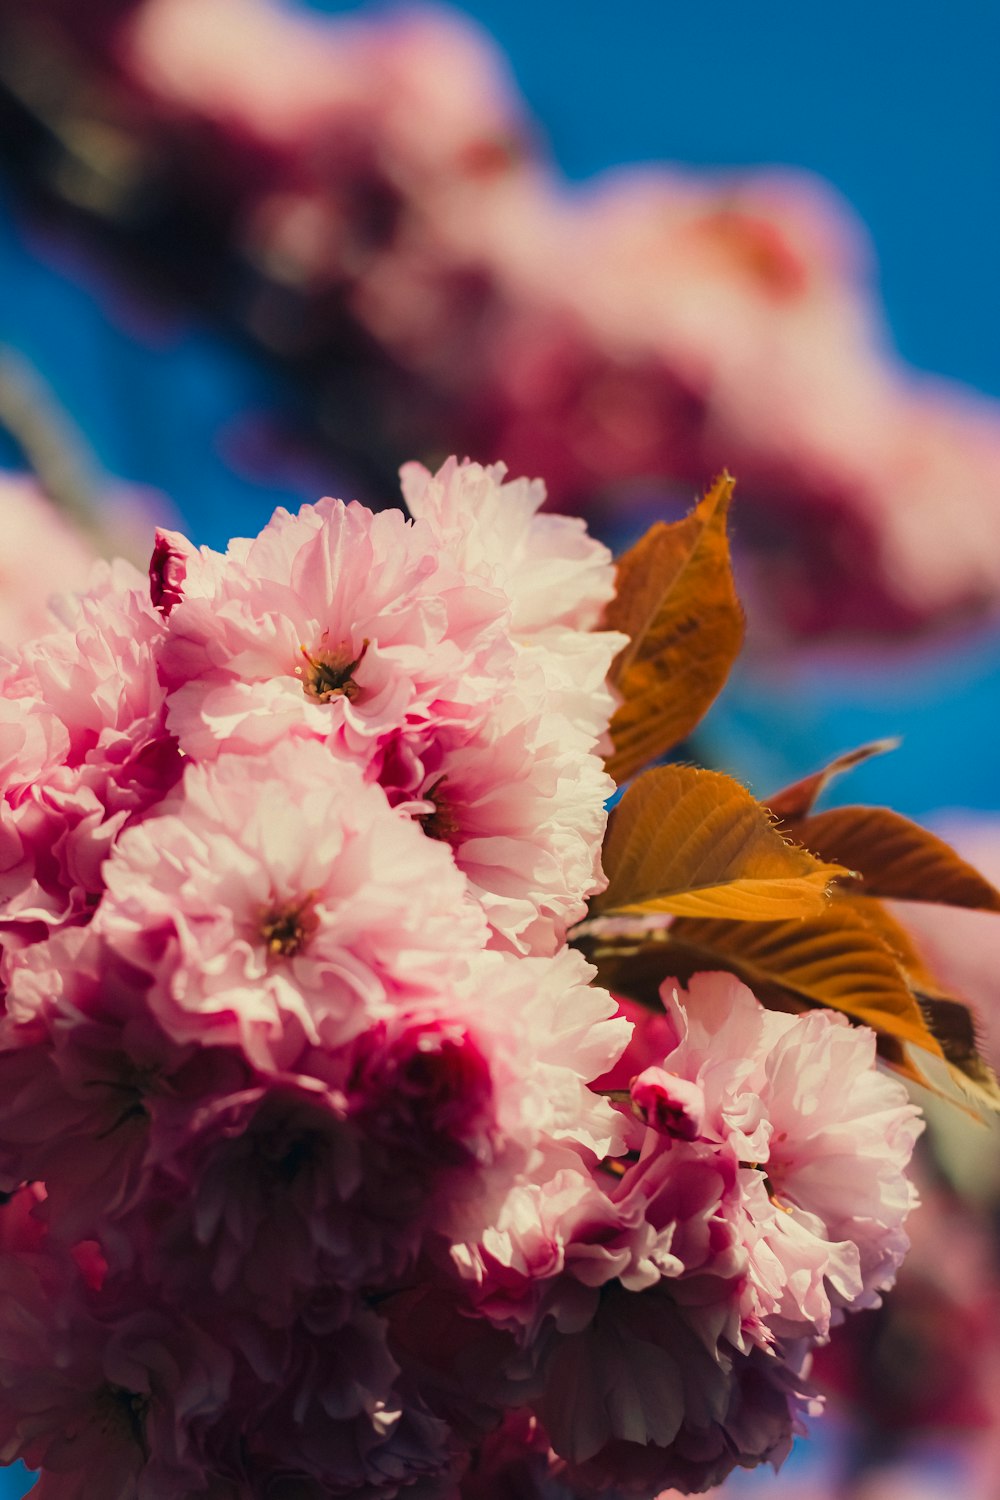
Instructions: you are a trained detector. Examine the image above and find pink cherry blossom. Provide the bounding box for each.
[380,694,614,956]
[0,925,253,1253]
[0,465,928,1496]
[154,477,619,958]
[345,1013,495,1179]
[459,1408,561,1499]
[0,560,177,938]
[159,496,510,770]
[149,527,194,615]
[142,1079,377,1318]
[95,740,487,1071]
[534,1282,817,1485]
[247,1327,461,1498]
[452,947,630,1173]
[453,973,919,1487]
[138,1022,501,1325]
[382,457,623,955]
[399,457,618,639]
[629,1066,706,1141]
[400,457,625,748]
[600,976,922,1343]
[551,1329,818,1497]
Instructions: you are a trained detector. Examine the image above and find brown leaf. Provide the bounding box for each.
[913,996,1000,1110]
[578,929,719,1013]
[843,894,1000,1108]
[593,765,849,922]
[605,907,944,1059]
[784,892,1000,1109]
[672,912,936,1048]
[785,806,1000,912]
[767,740,900,822]
[604,474,744,784]
[834,891,948,992]
[581,890,1000,1112]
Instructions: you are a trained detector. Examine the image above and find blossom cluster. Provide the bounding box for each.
[4,0,1000,636]
[0,458,921,1497]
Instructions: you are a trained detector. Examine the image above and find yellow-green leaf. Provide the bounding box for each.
[787,806,1000,912]
[593,764,849,921]
[604,474,744,784]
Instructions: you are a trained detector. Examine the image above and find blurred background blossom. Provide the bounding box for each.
[1,1,999,1496]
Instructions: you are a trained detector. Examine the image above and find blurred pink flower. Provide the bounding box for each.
[0,475,97,649]
[9,0,1000,638]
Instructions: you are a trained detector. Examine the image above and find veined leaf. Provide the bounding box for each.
[593,765,849,921]
[653,909,943,1057]
[581,885,1000,1112]
[581,925,960,1102]
[833,892,946,990]
[841,893,1000,1107]
[785,806,1000,912]
[604,474,744,784]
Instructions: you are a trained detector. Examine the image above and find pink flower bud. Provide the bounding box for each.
[149,527,192,615]
[629,1066,706,1140]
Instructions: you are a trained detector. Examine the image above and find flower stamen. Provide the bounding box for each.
[95,1383,151,1460]
[418,776,461,843]
[259,895,318,958]
[295,638,369,703]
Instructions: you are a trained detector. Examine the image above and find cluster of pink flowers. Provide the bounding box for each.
[0,458,921,1496]
[5,0,1000,637]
